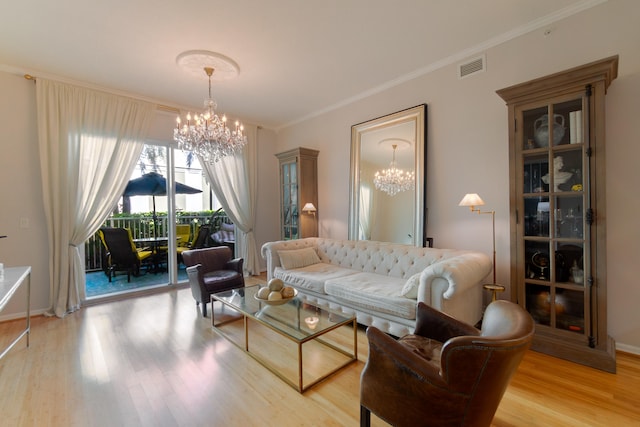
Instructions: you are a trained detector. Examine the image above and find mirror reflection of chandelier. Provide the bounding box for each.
[373,144,415,196]
[173,51,247,163]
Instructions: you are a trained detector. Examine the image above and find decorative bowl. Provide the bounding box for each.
[254,288,297,306]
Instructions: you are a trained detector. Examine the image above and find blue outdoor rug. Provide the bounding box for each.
[85,266,188,298]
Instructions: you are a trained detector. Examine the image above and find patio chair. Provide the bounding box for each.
[177,225,212,264]
[159,223,192,253]
[191,224,212,249]
[176,224,192,247]
[98,227,153,282]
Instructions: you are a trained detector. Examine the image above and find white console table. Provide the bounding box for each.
[0,266,31,359]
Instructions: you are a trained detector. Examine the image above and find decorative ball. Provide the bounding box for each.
[281,286,295,298]
[268,278,284,292]
[554,293,567,315]
[257,287,270,300]
[268,291,283,301]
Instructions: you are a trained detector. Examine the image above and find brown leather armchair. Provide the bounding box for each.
[360,300,534,427]
[182,246,244,317]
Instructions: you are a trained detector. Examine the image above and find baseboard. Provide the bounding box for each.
[531,333,617,373]
[0,308,48,323]
[83,281,189,306]
[616,342,640,356]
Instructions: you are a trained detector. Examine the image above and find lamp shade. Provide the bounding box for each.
[537,201,550,212]
[302,202,317,213]
[459,193,485,208]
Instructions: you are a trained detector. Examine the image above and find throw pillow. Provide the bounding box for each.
[278,247,321,270]
[401,273,421,299]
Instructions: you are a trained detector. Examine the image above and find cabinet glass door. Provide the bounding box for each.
[519,96,588,337]
[281,161,299,240]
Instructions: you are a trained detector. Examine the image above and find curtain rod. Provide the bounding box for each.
[23,73,179,113]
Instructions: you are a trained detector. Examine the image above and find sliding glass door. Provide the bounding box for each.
[85,143,219,298]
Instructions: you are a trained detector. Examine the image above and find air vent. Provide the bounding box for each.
[458,55,486,79]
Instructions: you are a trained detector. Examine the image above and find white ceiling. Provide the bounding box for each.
[0,0,599,130]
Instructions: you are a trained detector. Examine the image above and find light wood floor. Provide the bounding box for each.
[1,276,639,426]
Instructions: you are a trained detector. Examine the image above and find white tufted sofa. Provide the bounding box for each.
[261,238,492,337]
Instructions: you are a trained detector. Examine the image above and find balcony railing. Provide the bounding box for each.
[85,211,229,272]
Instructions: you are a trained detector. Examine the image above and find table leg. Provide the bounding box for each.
[244,315,249,351]
[353,318,357,360]
[26,273,30,347]
[298,342,303,392]
[211,297,215,328]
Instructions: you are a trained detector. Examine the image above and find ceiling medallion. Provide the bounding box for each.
[176,50,240,80]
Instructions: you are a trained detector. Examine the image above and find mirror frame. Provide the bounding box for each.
[349,104,427,246]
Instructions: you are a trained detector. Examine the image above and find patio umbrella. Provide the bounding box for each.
[123,172,202,236]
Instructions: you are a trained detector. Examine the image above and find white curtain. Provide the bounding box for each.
[36,79,155,317]
[359,164,376,240]
[200,124,261,275]
[359,183,373,240]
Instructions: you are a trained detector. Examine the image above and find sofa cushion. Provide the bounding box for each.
[274,263,358,294]
[398,334,442,369]
[278,247,321,270]
[212,230,234,243]
[324,272,416,320]
[401,273,421,299]
[202,270,243,292]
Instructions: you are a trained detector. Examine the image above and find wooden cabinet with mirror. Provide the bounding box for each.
[276,147,319,240]
[497,56,618,372]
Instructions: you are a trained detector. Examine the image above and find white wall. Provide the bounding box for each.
[275,1,640,351]
[605,71,640,353]
[255,126,280,271]
[0,74,49,318]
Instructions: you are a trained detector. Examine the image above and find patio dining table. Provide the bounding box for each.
[132,237,180,273]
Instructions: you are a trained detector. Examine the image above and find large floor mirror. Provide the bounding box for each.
[349,104,427,246]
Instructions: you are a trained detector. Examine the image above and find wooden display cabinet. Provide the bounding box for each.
[497,56,618,372]
[276,147,319,240]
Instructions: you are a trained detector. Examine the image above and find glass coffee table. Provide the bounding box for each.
[211,285,357,393]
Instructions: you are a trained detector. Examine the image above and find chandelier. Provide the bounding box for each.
[174,66,247,163]
[374,144,415,196]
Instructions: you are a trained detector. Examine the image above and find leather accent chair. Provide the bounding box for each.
[360,300,534,427]
[182,246,244,317]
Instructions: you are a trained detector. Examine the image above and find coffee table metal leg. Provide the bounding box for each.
[214,297,219,328]
[353,318,358,359]
[244,315,249,351]
[298,343,303,392]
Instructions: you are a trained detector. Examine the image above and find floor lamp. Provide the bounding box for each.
[458,193,504,301]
